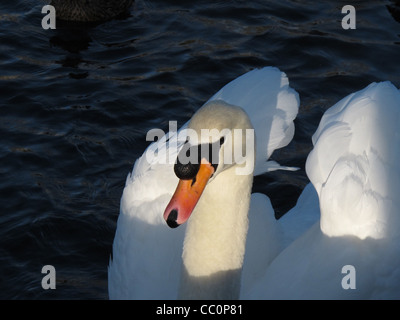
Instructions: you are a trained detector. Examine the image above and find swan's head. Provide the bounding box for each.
[163,100,255,228]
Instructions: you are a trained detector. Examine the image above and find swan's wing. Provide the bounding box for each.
[108,130,188,299]
[245,82,400,299]
[307,81,400,240]
[208,67,300,175]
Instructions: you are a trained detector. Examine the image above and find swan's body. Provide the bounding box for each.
[50,0,134,22]
[109,66,400,299]
[108,67,299,299]
[246,81,400,299]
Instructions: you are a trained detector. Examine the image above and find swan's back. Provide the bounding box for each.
[246,81,400,299]
[307,82,400,240]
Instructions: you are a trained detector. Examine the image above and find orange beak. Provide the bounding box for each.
[164,158,215,228]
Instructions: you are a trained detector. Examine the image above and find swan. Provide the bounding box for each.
[108,67,300,299]
[246,81,400,299]
[50,0,134,22]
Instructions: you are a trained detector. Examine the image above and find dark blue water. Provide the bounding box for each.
[1,0,399,299]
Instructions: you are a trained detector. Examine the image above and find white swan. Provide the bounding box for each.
[108,67,300,299]
[109,67,400,299]
[246,81,400,299]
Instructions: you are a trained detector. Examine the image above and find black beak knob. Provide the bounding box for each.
[174,159,200,180]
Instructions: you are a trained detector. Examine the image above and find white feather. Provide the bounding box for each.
[108,67,300,299]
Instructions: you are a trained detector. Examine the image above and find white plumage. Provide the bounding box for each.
[245,82,400,299]
[108,67,299,299]
[109,68,400,299]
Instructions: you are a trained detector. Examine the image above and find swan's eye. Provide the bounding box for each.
[219,136,225,145]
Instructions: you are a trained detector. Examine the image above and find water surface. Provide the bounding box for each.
[1,0,399,299]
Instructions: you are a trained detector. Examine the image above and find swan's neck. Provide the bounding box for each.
[179,166,253,299]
